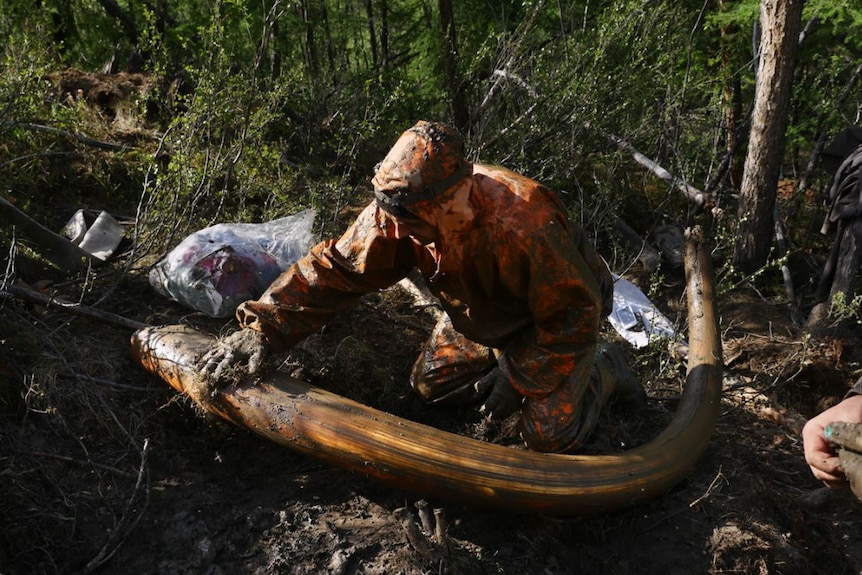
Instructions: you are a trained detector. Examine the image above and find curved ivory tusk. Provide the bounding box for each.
[131,227,722,514]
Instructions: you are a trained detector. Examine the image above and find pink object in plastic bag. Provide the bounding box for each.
[149,210,316,318]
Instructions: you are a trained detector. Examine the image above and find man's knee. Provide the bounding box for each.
[519,375,604,453]
[410,351,496,405]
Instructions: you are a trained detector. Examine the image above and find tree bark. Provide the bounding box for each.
[718,0,744,190]
[732,0,804,274]
[365,0,379,67]
[438,0,469,131]
[297,0,318,75]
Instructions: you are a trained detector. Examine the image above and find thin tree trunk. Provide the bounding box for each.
[321,3,335,74]
[732,0,804,274]
[96,0,139,45]
[47,0,75,60]
[438,0,469,131]
[365,0,379,68]
[380,0,390,69]
[297,0,318,75]
[718,0,744,190]
[269,16,282,81]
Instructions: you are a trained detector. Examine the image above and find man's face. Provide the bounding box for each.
[383,210,438,245]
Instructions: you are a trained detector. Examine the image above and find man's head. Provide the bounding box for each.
[372,120,469,221]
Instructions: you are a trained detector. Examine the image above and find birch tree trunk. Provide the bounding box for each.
[732,0,804,274]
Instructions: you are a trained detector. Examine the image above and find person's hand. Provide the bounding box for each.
[198,329,269,384]
[803,394,862,487]
[476,367,523,421]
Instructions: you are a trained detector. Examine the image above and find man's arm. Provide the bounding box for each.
[200,202,417,380]
[236,202,418,351]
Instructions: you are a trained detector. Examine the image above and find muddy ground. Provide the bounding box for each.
[2,245,862,575]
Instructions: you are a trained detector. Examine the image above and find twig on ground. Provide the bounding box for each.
[17,450,139,479]
[689,467,727,508]
[80,438,150,575]
[2,283,149,331]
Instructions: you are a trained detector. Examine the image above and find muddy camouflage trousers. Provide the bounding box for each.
[410,313,606,453]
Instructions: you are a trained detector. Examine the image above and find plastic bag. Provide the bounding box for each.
[608,274,679,349]
[62,209,125,261]
[149,209,316,318]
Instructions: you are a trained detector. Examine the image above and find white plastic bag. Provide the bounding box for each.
[608,274,679,349]
[62,209,125,261]
[149,209,316,318]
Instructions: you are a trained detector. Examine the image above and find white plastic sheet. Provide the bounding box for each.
[62,209,125,261]
[608,274,679,349]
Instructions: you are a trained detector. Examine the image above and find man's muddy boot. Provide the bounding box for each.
[596,342,647,410]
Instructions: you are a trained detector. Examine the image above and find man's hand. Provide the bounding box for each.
[198,329,269,384]
[476,367,523,421]
[803,394,862,487]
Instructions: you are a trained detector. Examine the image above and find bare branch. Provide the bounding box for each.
[2,283,150,331]
[81,438,150,574]
[608,133,712,209]
[0,194,95,271]
[1,120,129,151]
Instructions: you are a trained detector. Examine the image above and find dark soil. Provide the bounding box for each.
[2,260,862,575]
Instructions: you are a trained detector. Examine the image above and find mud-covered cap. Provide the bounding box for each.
[372,121,469,217]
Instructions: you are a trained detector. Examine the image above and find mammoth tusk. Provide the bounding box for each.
[130,227,722,514]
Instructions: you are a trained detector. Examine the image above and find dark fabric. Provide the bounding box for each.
[826,143,862,223]
[823,126,862,174]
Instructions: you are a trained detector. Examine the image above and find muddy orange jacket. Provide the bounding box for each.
[237,164,612,398]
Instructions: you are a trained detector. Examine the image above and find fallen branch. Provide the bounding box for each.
[0,195,96,271]
[1,120,128,151]
[2,283,150,331]
[608,133,713,210]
